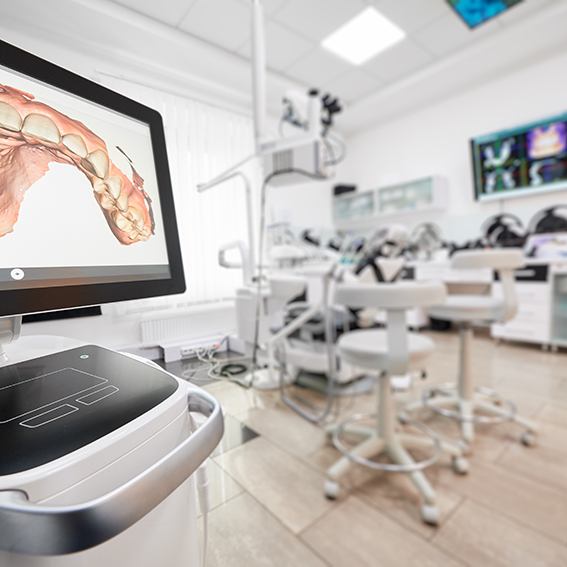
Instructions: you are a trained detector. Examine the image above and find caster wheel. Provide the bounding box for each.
[521,431,537,447]
[421,504,440,526]
[451,456,470,475]
[324,480,340,500]
[458,440,472,456]
[398,412,410,425]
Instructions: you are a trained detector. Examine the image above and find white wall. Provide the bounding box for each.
[342,49,567,243]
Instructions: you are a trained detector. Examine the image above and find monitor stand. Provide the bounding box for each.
[0,316,22,363]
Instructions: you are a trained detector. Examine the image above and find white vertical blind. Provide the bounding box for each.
[100,78,258,314]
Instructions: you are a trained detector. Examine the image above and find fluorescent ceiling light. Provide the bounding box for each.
[321,7,406,66]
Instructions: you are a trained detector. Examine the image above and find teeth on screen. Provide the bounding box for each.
[114,213,132,231]
[86,149,109,179]
[127,207,143,226]
[106,176,122,199]
[93,179,107,194]
[21,113,61,143]
[98,193,115,211]
[116,193,129,212]
[0,102,22,131]
[62,134,88,158]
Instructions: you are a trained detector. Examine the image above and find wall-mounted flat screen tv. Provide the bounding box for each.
[471,112,567,202]
[447,0,523,29]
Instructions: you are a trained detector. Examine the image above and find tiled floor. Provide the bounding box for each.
[165,331,567,567]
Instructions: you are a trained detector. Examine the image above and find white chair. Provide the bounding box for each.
[325,280,468,526]
[404,249,538,447]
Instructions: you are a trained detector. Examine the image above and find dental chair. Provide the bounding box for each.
[325,280,469,526]
[403,249,538,447]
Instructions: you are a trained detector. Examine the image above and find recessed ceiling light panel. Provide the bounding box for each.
[321,7,406,66]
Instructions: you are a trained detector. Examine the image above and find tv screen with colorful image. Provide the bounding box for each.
[471,112,567,202]
[447,0,523,29]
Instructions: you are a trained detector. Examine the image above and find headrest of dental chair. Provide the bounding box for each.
[450,248,524,271]
[268,274,307,300]
[335,280,446,310]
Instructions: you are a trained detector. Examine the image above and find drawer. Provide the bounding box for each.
[492,322,550,342]
[493,264,549,283]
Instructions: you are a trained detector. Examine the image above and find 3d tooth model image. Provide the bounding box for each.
[0,84,154,245]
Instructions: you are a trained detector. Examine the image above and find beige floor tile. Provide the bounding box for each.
[498,421,567,493]
[240,404,326,459]
[355,468,465,541]
[206,493,328,567]
[200,459,243,515]
[537,402,567,427]
[301,496,462,567]
[303,443,376,491]
[215,437,334,534]
[433,499,567,567]
[436,461,567,546]
[205,381,278,417]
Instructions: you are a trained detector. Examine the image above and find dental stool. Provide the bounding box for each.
[325,281,468,526]
[403,249,538,448]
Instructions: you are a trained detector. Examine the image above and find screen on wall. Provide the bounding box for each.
[447,0,523,28]
[471,112,567,202]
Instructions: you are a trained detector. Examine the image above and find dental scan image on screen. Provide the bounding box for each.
[0,65,171,291]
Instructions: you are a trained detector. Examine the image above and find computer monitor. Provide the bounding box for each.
[0,39,185,318]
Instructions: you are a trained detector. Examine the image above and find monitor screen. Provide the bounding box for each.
[0,40,185,317]
[471,112,567,202]
[447,0,523,29]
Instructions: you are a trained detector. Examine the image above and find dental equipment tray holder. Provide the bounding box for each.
[0,334,223,556]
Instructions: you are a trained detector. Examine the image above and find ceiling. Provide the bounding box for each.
[109,0,555,105]
[0,0,565,135]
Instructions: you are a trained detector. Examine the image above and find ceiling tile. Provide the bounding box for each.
[364,38,434,83]
[237,21,315,72]
[178,0,250,51]
[498,0,554,26]
[110,0,198,26]
[284,48,352,88]
[273,0,367,42]
[234,0,289,17]
[323,69,385,104]
[372,0,451,33]
[413,11,499,57]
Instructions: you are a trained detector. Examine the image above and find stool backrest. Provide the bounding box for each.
[450,249,524,322]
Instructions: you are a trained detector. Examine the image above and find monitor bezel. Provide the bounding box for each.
[0,39,186,318]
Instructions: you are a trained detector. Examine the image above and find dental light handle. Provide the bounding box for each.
[0,388,224,556]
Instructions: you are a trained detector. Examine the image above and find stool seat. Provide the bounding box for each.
[338,329,435,371]
[429,295,505,323]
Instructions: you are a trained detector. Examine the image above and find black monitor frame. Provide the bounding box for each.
[0,39,186,318]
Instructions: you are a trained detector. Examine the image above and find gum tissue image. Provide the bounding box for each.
[0,84,155,245]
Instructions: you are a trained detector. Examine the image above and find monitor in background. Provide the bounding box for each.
[447,0,523,28]
[0,39,185,319]
[471,112,567,202]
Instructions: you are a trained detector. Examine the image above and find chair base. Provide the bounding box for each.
[403,383,539,447]
[324,416,469,526]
